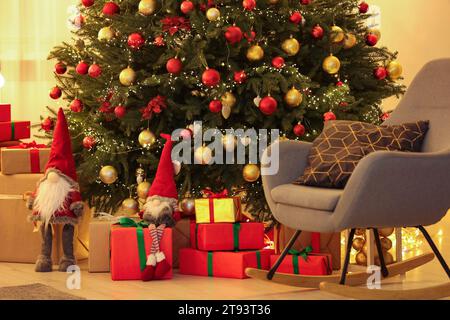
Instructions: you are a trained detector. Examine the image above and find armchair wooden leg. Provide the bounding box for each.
[373,228,389,278]
[340,228,356,285]
[267,230,302,280]
[417,226,450,279]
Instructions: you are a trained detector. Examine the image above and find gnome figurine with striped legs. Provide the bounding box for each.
[141,133,179,281]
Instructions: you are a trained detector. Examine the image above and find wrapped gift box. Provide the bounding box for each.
[88,219,112,273]
[0,104,11,122]
[195,196,242,224]
[1,143,50,174]
[173,218,191,268]
[270,253,333,276]
[179,248,272,279]
[190,222,265,251]
[0,121,31,142]
[110,224,172,281]
[0,141,21,171]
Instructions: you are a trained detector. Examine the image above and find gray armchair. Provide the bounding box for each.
[260,59,450,288]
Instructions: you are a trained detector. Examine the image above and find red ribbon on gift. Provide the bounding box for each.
[8,141,47,173]
[202,189,229,223]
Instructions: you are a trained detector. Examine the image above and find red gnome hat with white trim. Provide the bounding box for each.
[45,108,77,182]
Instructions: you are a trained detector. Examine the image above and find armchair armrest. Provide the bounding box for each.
[261,140,313,212]
[333,149,450,230]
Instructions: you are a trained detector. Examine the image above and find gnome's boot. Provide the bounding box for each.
[58,224,76,272]
[35,224,53,272]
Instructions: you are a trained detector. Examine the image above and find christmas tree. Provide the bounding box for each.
[42,0,405,223]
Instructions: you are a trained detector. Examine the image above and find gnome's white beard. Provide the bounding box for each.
[34,177,74,227]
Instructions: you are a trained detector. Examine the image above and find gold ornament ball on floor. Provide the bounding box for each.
[330,26,345,43]
[379,227,395,238]
[99,166,118,185]
[139,0,157,16]
[376,251,394,266]
[352,237,365,251]
[380,237,393,251]
[284,88,303,107]
[355,228,366,236]
[98,27,115,41]
[138,129,156,148]
[119,67,137,86]
[194,146,213,165]
[243,164,260,182]
[221,92,237,109]
[137,181,151,199]
[362,244,379,258]
[323,55,341,74]
[121,198,139,216]
[181,198,195,216]
[247,45,264,61]
[206,8,220,21]
[343,33,357,49]
[282,38,300,56]
[355,252,367,266]
[387,61,403,80]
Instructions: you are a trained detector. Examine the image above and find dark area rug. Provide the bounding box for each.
[0,283,85,300]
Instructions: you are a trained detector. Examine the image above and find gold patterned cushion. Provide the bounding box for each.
[296,120,429,189]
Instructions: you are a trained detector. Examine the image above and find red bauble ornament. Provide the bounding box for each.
[181,1,195,14]
[88,64,102,78]
[244,30,256,43]
[293,123,306,137]
[259,96,278,115]
[243,0,256,11]
[289,12,302,24]
[83,136,96,149]
[300,0,311,5]
[103,2,120,16]
[225,26,243,45]
[154,35,165,46]
[128,33,145,49]
[54,62,67,75]
[114,105,127,118]
[359,2,369,13]
[209,100,223,113]
[324,111,337,122]
[374,66,388,80]
[366,34,378,46]
[41,117,54,132]
[311,25,324,39]
[166,58,183,74]
[70,99,83,113]
[381,112,391,121]
[202,69,221,87]
[49,86,62,100]
[82,0,95,7]
[76,61,89,75]
[272,56,285,69]
[336,81,344,87]
[234,70,247,84]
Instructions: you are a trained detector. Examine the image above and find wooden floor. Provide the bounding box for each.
[1,215,449,300]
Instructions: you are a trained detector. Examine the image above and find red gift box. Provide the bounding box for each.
[0,121,31,142]
[0,104,11,122]
[190,222,265,251]
[270,252,332,276]
[179,248,272,279]
[110,224,173,281]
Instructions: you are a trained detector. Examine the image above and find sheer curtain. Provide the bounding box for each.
[0,0,73,134]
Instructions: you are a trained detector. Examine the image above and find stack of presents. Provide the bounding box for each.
[90,190,341,280]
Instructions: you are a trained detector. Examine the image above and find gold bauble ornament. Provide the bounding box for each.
[138,129,156,148]
[222,134,236,152]
[138,0,157,16]
[206,8,221,21]
[194,146,213,165]
[284,87,303,108]
[137,181,151,199]
[343,33,357,49]
[247,45,264,61]
[98,27,115,41]
[221,92,237,109]
[243,164,260,182]
[368,28,381,41]
[380,237,393,251]
[355,252,367,266]
[355,228,366,236]
[180,198,195,216]
[352,237,365,251]
[99,166,118,185]
[282,38,300,56]
[121,198,139,216]
[387,61,403,80]
[379,227,395,238]
[375,251,394,266]
[330,26,345,43]
[362,244,379,258]
[322,55,341,74]
[119,67,137,86]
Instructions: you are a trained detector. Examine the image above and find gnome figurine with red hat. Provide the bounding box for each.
[27,108,84,272]
[140,133,178,281]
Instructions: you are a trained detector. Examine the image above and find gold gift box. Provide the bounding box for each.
[195,197,241,224]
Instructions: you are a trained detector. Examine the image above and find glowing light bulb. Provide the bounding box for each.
[0,73,5,88]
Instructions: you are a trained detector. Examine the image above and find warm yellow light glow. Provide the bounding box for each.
[0,73,5,88]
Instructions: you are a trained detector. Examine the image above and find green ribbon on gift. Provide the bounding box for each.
[116,217,149,272]
[289,246,313,275]
[207,252,213,277]
[233,223,241,251]
[11,122,15,140]
[256,251,261,270]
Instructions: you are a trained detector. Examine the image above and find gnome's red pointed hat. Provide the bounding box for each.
[45,108,77,182]
[148,133,177,199]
